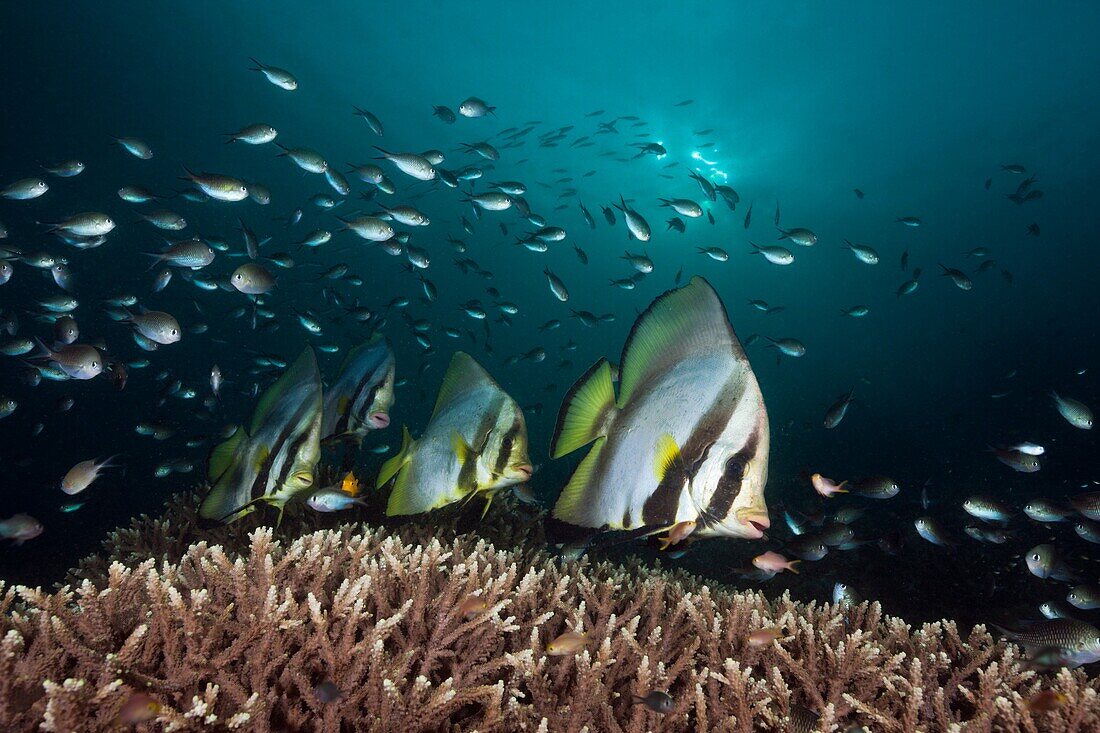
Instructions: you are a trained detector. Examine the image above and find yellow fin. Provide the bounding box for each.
[618,277,735,406]
[451,428,474,465]
[252,444,270,474]
[384,457,417,516]
[376,425,414,488]
[653,433,686,483]
[552,437,608,527]
[550,359,616,459]
[208,426,246,481]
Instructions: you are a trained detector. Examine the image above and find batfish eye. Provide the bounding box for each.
[724,457,744,479]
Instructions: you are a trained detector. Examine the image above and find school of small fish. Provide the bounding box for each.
[0,56,1095,676]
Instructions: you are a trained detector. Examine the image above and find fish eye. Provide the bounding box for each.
[1031,553,1041,561]
[724,457,744,479]
[170,329,178,336]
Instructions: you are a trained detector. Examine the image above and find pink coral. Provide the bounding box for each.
[1,516,1097,732]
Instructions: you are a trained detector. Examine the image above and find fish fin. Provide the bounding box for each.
[617,276,740,406]
[383,456,418,516]
[199,474,260,524]
[207,426,247,481]
[250,348,319,435]
[653,433,687,483]
[788,560,801,574]
[431,351,493,421]
[451,428,475,465]
[376,425,414,488]
[552,436,609,527]
[550,359,616,459]
[479,493,494,520]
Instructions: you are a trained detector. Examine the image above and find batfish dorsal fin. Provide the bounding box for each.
[550,359,616,459]
[617,276,740,406]
[250,347,319,435]
[431,351,492,421]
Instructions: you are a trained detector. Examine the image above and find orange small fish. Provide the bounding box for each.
[117,692,161,724]
[752,551,800,574]
[747,627,785,647]
[339,471,360,497]
[459,594,489,619]
[546,630,591,656]
[1026,689,1066,712]
[658,520,697,551]
[811,473,847,498]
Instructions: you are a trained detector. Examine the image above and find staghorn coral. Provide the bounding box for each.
[1,520,1098,731]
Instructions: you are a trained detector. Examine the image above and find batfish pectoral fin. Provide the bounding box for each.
[653,433,687,483]
[451,428,476,465]
[550,359,616,459]
[552,436,608,527]
[376,425,415,489]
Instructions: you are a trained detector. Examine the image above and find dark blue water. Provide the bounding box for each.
[1,2,1097,628]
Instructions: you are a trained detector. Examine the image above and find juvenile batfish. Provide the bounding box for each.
[320,336,395,444]
[376,352,531,516]
[550,277,770,542]
[200,348,323,523]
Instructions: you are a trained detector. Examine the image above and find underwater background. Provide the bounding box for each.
[1,0,1099,633]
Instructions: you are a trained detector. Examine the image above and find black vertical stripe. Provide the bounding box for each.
[703,429,760,525]
[249,393,316,500]
[641,377,742,526]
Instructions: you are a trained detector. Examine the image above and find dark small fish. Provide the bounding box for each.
[853,188,864,199]
[314,679,342,703]
[901,249,909,271]
[632,690,674,713]
[743,202,752,229]
[984,177,992,190]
